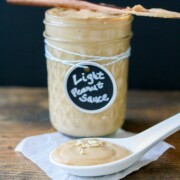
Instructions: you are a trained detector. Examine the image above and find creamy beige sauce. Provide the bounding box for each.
[51,139,130,166]
[48,8,127,19]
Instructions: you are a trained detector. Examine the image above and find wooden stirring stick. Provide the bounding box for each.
[7,0,180,19]
[7,0,79,8]
[6,0,130,13]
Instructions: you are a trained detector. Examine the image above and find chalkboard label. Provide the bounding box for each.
[64,62,117,113]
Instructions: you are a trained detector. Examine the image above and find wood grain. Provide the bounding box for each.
[0,88,179,179]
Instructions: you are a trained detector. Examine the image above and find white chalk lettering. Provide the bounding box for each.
[96,81,104,89]
[82,73,88,83]
[79,94,109,103]
[96,71,105,80]
[72,71,105,86]
[72,75,82,86]
[70,81,104,97]
[87,73,94,85]
[71,88,78,97]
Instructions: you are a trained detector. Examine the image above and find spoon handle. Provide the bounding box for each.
[132,113,180,152]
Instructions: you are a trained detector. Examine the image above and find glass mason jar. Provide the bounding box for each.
[44,8,132,137]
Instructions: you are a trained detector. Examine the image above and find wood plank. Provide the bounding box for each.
[0,88,179,179]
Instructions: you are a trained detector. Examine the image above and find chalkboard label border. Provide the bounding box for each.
[64,62,117,114]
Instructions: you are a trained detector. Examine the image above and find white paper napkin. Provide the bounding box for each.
[15,130,174,180]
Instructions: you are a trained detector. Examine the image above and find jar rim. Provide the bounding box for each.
[45,8,133,24]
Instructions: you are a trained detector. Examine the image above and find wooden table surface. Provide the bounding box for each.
[0,88,179,179]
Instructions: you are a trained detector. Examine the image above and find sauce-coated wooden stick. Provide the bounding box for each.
[7,0,180,19]
[6,0,126,11]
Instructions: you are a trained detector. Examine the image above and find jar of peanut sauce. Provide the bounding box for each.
[44,8,132,137]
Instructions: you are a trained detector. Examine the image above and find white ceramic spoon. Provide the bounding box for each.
[50,113,180,177]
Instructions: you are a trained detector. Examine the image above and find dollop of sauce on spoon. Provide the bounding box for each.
[51,139,130,166]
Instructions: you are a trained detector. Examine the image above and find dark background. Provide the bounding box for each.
[0,0,180,89]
